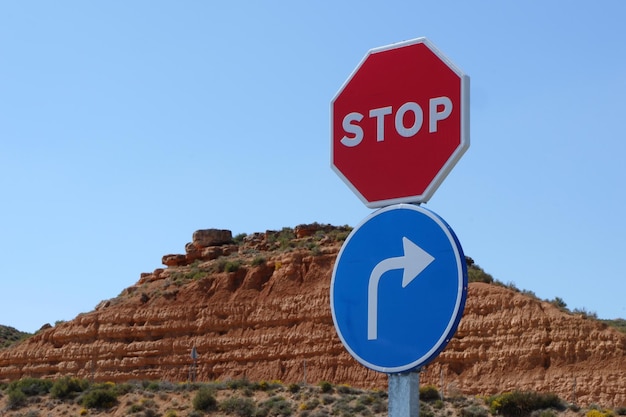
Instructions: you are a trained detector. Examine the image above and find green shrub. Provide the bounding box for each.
[288,383,301,393]
[249,379,281,392]
[276,228,296,250]
[193,387,217,412]
[158,381,178,392]
[419,385,440,401]
[81,385,118,409]
[336,384,356,394]
[6,377,55,409]
[549,297,567,310]
[142,398,157,409]
[432,399,444,409]
[216,259,243,274]
[144,409,159,417]
[8,377,53,396]
[233,233,247,244]
[318,381,333,393]
[228,378,252,390]
[332,230,350,242]
[602,318,626,334]
[145,380,161,391]
[420,406,435,417]
[129,403,144,413]
[258,395,293,417]
[251,256,266,266]
[616,407,626,416]
[371,398,387,414]
[220,396,256,417]
[115,382,134,395]
[7,388,27,409]
[488,391,564,417]
[306,242,322,256]
[0,326,31,349]
[304,398,320,410]
[356,394,374,406]
[224,260,242,273]
[331,398,352,417]
[533,410,558,417]
[461,405,489,417]
[321,394,335,405]
[310,410,330,417]
[467,265,494,284]
[573,307,598,320]
[50,376,89,399]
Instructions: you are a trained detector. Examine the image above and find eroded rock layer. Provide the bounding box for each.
[1,226,624,407]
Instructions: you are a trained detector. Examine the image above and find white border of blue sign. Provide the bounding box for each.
[330,204,468,373]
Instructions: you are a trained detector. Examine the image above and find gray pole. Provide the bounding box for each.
[389,372,420,417]
[440,368,444,400]
[190,346,198,382]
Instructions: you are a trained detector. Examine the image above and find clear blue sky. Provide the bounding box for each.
[2,2,625,333]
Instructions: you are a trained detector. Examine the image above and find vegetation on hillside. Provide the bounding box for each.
[0,325,31,349]
[465,259,626,334]
[600,318,626,334]
[1,377,625,417]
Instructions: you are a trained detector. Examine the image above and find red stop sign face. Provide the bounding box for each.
[331,38,469,208]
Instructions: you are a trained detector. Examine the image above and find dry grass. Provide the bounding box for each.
[0,378,619,417]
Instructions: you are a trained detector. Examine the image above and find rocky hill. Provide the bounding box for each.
[1,225,625,408]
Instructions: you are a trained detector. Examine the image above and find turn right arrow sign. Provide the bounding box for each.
[330,204,468,374]
[368,237,435,340]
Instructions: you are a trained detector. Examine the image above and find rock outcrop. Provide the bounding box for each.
[1,225,625,407]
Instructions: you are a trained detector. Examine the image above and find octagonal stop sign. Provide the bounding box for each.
[331,38,469,208]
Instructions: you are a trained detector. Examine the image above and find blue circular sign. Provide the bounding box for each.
[330,204,467,373]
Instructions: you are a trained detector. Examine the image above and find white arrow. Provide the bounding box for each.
[367,237,435,340]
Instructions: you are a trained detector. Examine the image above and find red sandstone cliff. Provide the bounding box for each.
[1,226,625,407]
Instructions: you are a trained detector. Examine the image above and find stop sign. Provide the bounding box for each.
[331,38,469,208]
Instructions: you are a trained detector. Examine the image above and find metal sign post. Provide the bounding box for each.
[330,37,470,417]
[389,372,420,417]
[190,345,198,382]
